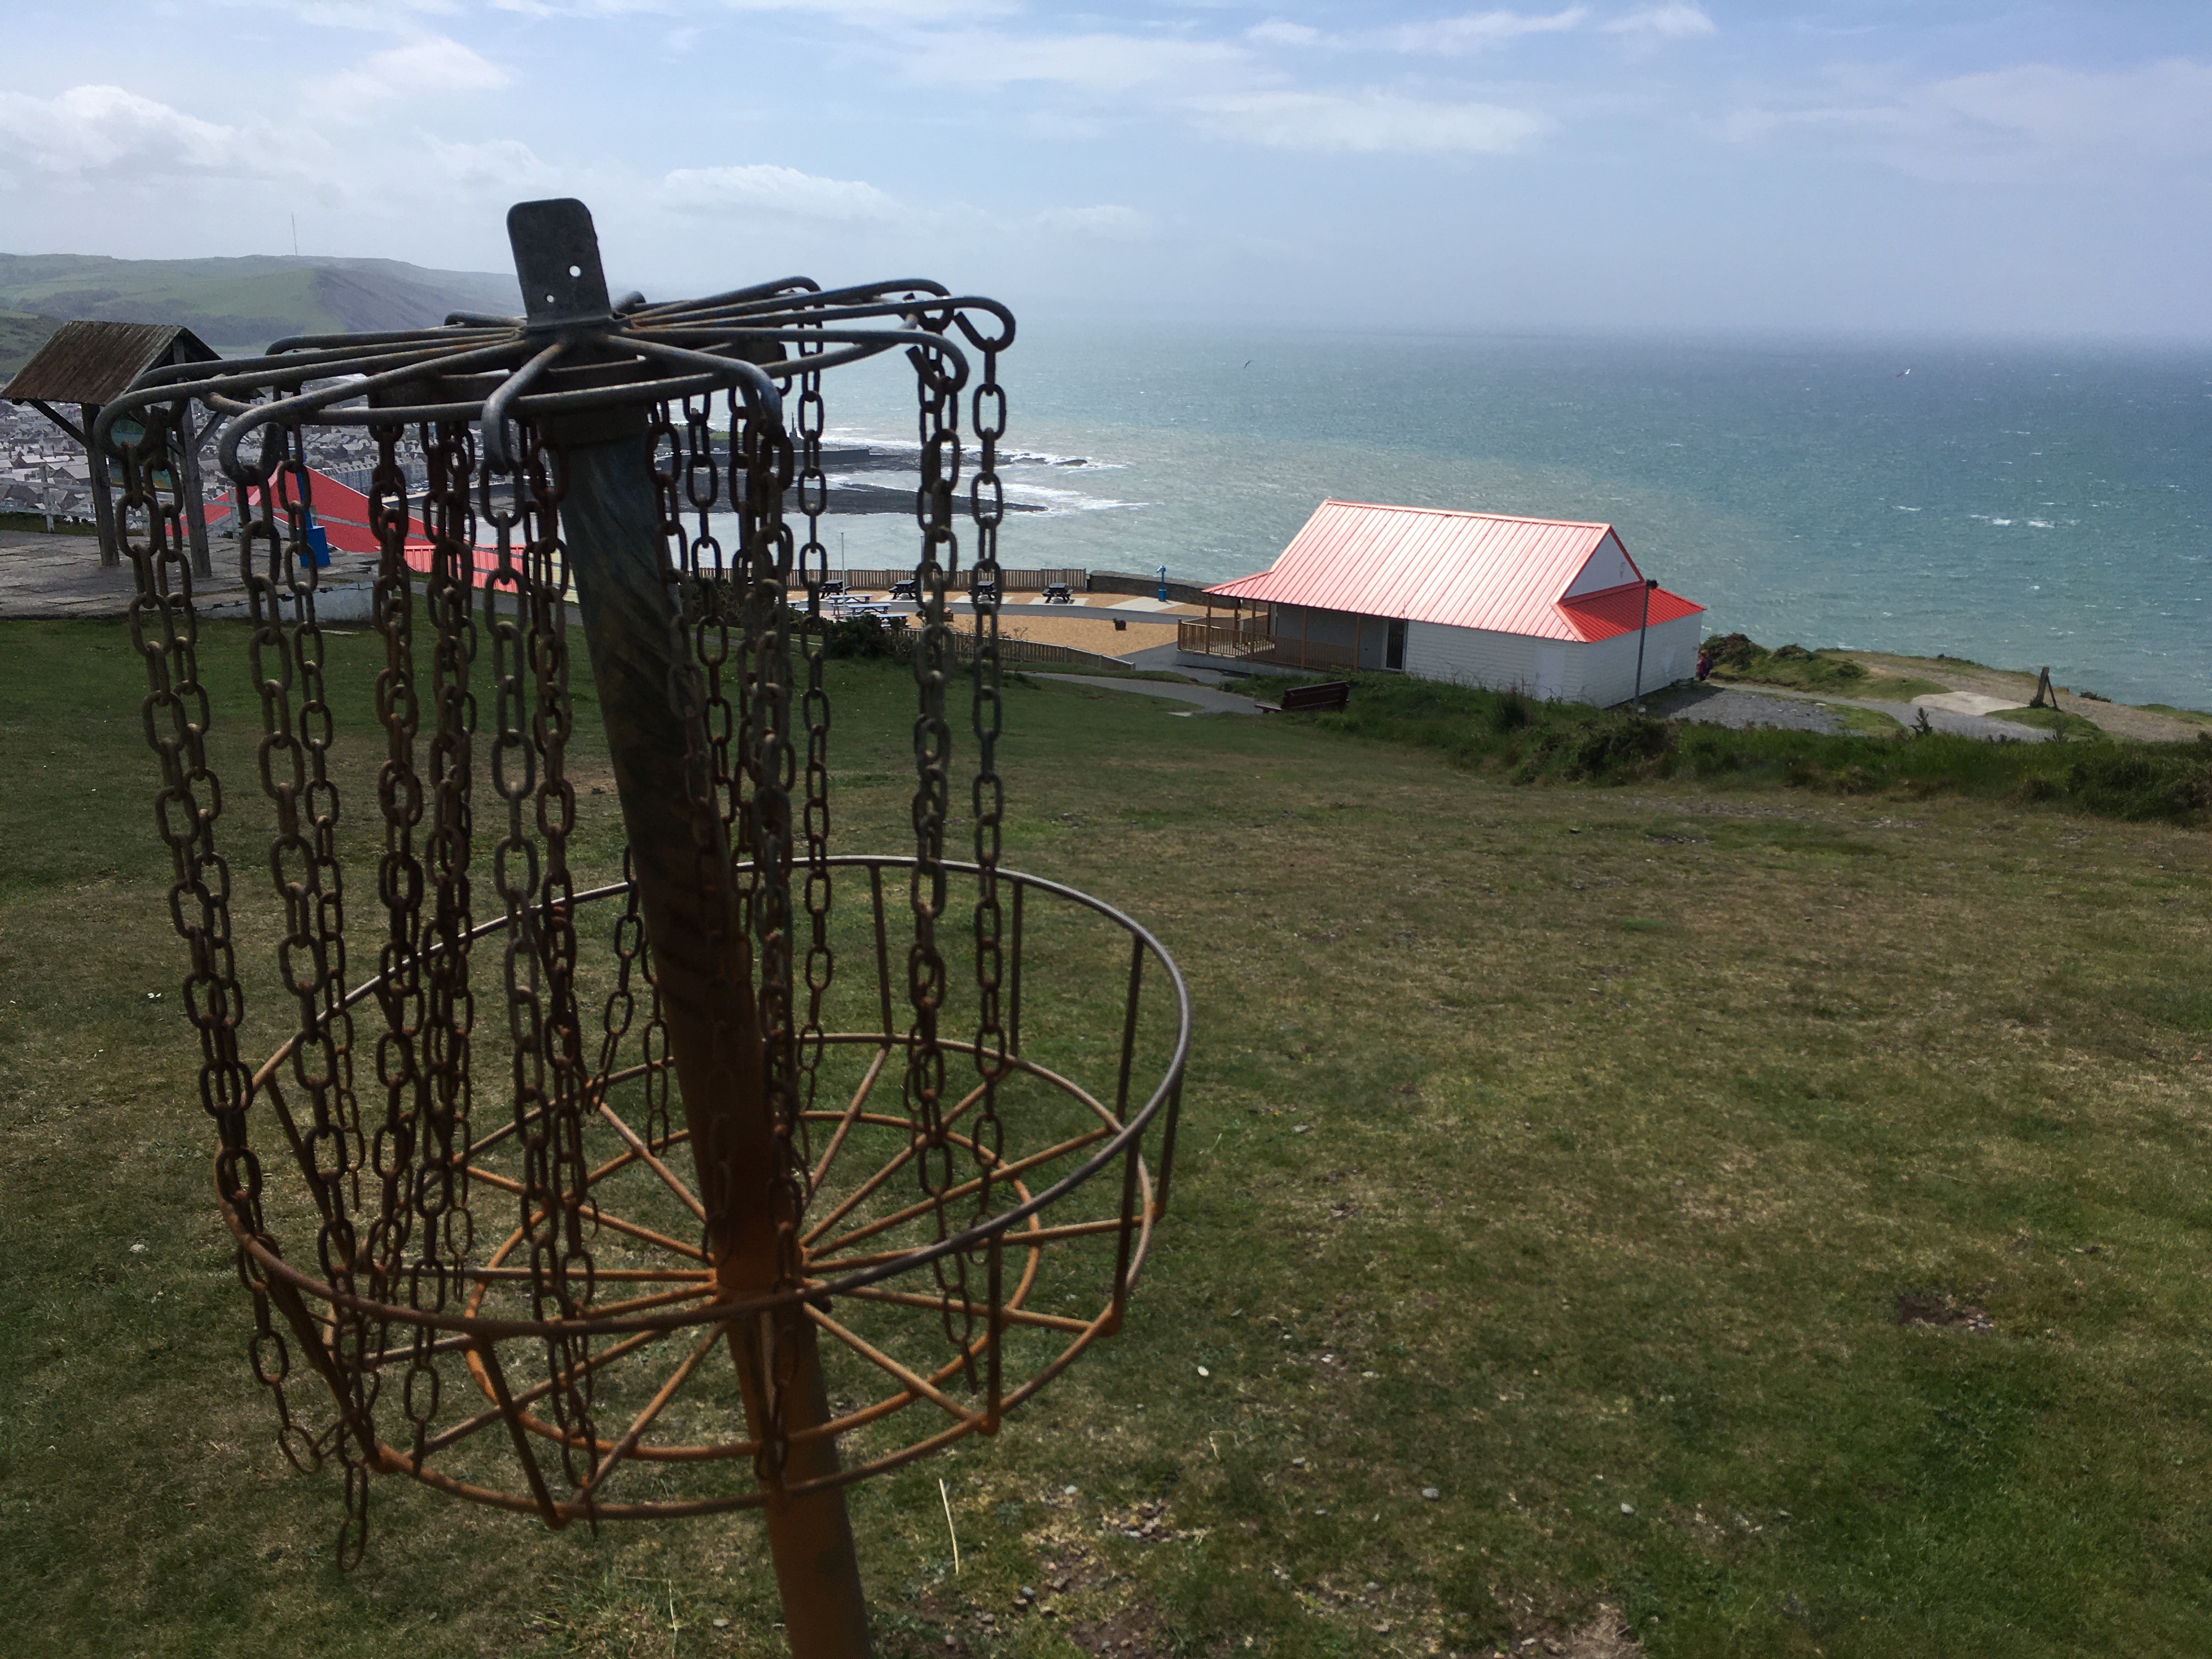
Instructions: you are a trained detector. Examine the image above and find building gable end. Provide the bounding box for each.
[1560,529,1640,600]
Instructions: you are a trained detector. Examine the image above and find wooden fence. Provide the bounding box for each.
[819,567,1086,594]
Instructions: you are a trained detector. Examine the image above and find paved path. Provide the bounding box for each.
[1028,673,1266,715]
[0,527,385,620]
[1651,680,2053,742]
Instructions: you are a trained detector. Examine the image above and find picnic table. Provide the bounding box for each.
[1041,583,1074,605]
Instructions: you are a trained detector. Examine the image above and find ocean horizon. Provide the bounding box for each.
[797,321,2211,711]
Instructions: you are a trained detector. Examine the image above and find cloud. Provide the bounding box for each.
[1195,90,1548,154]
[1385,7,1588,55]
[1923,59,2212,159]
[661,162,909,222]
[0,85,292,182]
[313,38,511,121]
[721,0,1014,19]
[419,138,568,194]
[1723,59,2212,180]
[1604,3,1714,37]
[492,0,672,15]
[207,0,461,27]
[910,31,1248,93]
[1246,19,1321,47]
[1034,204,1158,241]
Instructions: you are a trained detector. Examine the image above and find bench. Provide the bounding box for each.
[1255,680,1351,714]
[1041,583,1074,605]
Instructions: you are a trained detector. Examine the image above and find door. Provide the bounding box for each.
[1534,644,1565,701]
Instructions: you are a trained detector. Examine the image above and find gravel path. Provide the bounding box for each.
[1648,685,1847,734]
[1651,681,2053,742]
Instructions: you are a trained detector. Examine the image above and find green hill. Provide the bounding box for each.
[0,309,64,378]
[0,253,522,349]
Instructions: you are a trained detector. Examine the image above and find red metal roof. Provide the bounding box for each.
[1206,499,1703,644]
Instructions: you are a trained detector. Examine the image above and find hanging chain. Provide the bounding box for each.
[251,428,377,1565]
[968,342,1011,1216]
[794,332,834,1203]
[904,336,976,1375]
[115,402,328,1479]
[364,421,442,1465]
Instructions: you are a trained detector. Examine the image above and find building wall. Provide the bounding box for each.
[1561,532,1639,598]
[1566,612,1702,707]
[1398,612,1701,704]
[1401,620,1545,692]
[1271,603,1392,670]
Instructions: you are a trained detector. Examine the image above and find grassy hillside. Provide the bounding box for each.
[0,307,64,377]
[5,616,2212,1657]
[0,253,520,348]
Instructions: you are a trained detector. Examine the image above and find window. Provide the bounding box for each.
[1385,618,1406,672]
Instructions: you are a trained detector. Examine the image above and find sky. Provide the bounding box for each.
[2,2,2208,338]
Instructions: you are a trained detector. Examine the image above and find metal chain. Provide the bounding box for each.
[968,343,1011,1212]
[905,337,975,1374]
[113,400,319,1477]
[364,423,438,1464]
[417,419,481,1439]
[255,427,376,1565]
[793,335,834,1200]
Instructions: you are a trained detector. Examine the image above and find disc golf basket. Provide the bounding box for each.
[98,199,1188,1656]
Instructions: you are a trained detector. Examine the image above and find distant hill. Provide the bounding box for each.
[0,253,522,351]
[0,309,65,379]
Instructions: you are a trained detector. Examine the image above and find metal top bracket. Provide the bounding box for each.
[509,198,616,331]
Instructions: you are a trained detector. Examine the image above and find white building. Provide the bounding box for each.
[1182,499,1706,707]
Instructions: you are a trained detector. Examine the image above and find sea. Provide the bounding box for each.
[798,324,2212,712]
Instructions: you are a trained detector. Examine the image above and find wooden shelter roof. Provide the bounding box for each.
[1,320,219,406]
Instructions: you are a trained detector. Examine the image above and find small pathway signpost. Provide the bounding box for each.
[98,200,1188,1658]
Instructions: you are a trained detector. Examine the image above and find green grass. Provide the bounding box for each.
[0,306,63,376]
[1293,673,2212,826]
[1984,707,2108,742]
[1703,635,1946,702]
[1821,703,1905,737]
[7,617,2212,1657]
[0,509,95,536]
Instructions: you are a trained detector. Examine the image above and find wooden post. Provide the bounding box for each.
[82,402,119,568]
[1299,606,1309,669]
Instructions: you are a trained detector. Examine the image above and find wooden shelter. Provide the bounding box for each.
[1183,499,1706,706]
[2,321,222,572]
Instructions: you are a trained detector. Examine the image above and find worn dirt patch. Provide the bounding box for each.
[1894,1292,1994,1333]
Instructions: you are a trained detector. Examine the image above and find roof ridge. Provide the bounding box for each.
[1317,498,1613,532]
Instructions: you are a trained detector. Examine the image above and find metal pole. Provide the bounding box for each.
[83,402,119,568]
[176,399,213,579]
[1632,576,1656,708]
[558,430,872,1659]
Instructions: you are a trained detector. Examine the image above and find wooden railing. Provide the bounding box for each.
[1177,616,1276,659]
